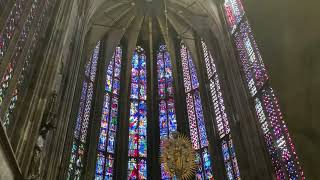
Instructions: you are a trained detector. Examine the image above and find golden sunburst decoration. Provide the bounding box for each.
[160,133,196,179]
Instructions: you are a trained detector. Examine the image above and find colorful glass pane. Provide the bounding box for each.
[201,40,240,179]
[94,46,122,178]
[180,42,214,179]
[225,1,305,176]
[224,0,245,33]
[157,45,178,179]
[68,42,100,178]
[128,47,148,179]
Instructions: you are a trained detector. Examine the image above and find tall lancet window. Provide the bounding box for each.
[67,42,101,179]
[127,46,147,179]
[201,41,240,179]
[95,47,122,179]
[224,0,305,179]
[180,43,214,179]
[156,45,178,179]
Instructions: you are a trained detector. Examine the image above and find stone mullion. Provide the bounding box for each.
[115,42,131,180]
[42,24,83,180]
[194,37,225,180]
[0,0,37,73]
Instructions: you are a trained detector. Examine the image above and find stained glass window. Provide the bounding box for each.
[127,46,148,179]
[2,0,54,128]
[95,46,122,179]
[180,43,214,179]
[68,42,101,179]
[156,45,178,179]
[224,0,245,34]
[224,0,305,178]
[201,41,240,179]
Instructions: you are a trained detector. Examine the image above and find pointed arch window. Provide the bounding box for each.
[156,45,178,179]
[201,41,240,179]
[95,46,122,179]
[68,42,101,179]
[127,46,147,179]
[223,0,305,178]
[180,43,214,179]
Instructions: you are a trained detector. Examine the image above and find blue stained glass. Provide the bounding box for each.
[95,46,122,178]
[128,158,138,179]
[180,42,215,179]
[74,81,88,138]
[90,42,100,82]
[105,74,112,92]
[203,149,214,178]
[105,155,114,178]
[194,91,209,148]
[95,175,103,180]
[139,135,147,157]
[109,97,118,131]
[167,80,174,97]
[107,57,114,75]
[131,83,139,99]
[158,81,166,99]
[187,50,199,90]
[107,131,115,153]
[98,129,107,151]
[129,101,139,134]
[222,141,230,161]
[161,164,171,179]
[96,153,105,174]
[129,134,138,157]
[195,153,204,179]
[128,47,148,179]
[139,160,147,179]
[167,99,177,133]
[159,100,168,138]
[114,48,122,78]
[112,78,120,95]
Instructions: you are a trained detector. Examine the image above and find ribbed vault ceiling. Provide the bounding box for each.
[84,0,224,60]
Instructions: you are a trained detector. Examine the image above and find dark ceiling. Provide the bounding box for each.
[244,0,320,179]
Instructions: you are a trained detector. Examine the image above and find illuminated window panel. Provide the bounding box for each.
[180,43,214,179]
[227,7,304,177]
[201,40,240,179]
[255,87,303,179]
[157,45,178,179]
[224,0,245,33]
[0,0,27,59]
[127,46,148,179]
[234,21,269,96]
[94,47,122,179]
[67,42,100,179]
